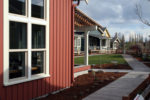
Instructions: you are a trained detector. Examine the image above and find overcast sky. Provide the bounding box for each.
[78,0,150,41]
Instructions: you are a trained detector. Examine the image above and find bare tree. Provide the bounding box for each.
[135,0,150,26]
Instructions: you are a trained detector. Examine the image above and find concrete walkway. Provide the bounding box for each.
[93,69,132,73]
[83,54,150,100]
[122,54,150,72]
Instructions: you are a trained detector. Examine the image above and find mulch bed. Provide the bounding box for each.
[144,63,150,68]
[132,55,150,62]
[135,56,143,61]
[91,64,132,70]
[40,72,126,100]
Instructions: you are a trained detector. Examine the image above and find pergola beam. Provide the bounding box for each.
[75,13,93,26]
[75,26,98,32]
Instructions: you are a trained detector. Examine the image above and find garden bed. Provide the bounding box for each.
[91,64,132,70]
[143,63,150,68]
[132,55,150,62]
[40,72,126,100]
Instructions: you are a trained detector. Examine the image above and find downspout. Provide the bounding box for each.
[71,0,84,84]
[71,3,76,84]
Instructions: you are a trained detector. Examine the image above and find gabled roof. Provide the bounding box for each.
[111,33,121,43]
[89,30,103,38]
[101,27,107,31]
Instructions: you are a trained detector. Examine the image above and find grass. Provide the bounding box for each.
[74,54,128,65]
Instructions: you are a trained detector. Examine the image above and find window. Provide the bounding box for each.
[4,0,49,86]
[32,0,45,19]
[9,0,26,15]
[32,51,44,75]
[77,38,81,47]
[9,52,26,79]
[9,21,27,49]
[32,24,45,48]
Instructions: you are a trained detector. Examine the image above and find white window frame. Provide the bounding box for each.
[77,38,81,47]
[3,0,50,86]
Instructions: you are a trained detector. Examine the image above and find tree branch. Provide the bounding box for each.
[135,3,150,26]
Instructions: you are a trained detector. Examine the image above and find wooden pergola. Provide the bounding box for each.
[75,8,102,28]
[74,8,104,65]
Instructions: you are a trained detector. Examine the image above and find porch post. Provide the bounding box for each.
[84,31,89,65]
[100,39,102,50]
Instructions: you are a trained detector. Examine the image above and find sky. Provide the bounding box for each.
[78,0,150,41]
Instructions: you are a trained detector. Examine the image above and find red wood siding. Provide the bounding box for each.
[0,0,73,100]
[74,66,91,73]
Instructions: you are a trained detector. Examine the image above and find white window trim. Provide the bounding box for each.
[3,0,50,86]
[77,38,81,47]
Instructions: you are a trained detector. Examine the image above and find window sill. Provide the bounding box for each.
[4,74,50,86]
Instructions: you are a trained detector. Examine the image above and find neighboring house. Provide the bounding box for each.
[0,0,75,100]
[111,33,121,50]
[89,30,103,51]
[99,27,111,50]
[74,33,83,55]
[74,9,111,55]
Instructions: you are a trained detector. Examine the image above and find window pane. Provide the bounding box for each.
[32,24,45,49]
[9,0,26,15]
[32,0,44,19]
[10,21,27,49]
[9,52,25,79]
[77,39,81,47]
[32,51,44,75]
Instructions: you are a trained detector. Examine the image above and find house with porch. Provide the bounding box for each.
[111,33,121,50]
[99,27,111,50]
[74,9,112,55]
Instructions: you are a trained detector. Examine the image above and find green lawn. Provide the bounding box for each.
[74,54,128,65]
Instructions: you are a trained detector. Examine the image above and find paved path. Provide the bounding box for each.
[83,54,150,100]
[93,69,132,73]
[122,54,150,72]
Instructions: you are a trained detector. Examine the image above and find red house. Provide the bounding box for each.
[0,0,77,99]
